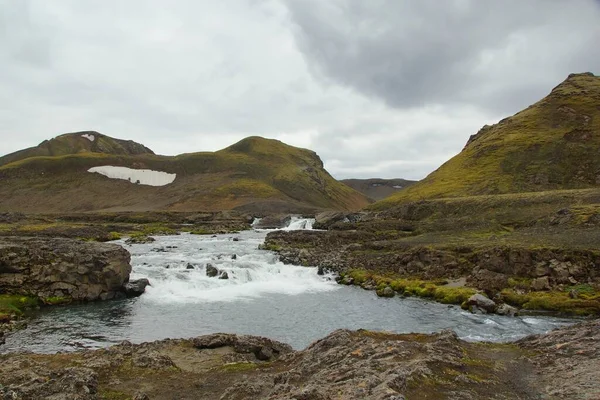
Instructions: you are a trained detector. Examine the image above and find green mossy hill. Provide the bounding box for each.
[373,72,600,209]
[0,131,154,167]
[0,136,370,213]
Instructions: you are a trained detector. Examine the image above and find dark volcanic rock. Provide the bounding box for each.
[0,236,131,301]
[123,278,150,298]
[192,333,293,361]
[206,263,219,277]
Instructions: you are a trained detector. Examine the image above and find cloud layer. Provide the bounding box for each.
[1,0,599,179]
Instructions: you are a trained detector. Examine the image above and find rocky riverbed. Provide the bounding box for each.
[1,319,598,399]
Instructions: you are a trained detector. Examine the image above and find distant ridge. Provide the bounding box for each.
[341,178,416,201]
[373,72,600,209]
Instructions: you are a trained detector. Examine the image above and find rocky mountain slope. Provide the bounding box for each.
[0,134,369,213]
[341,178,416,200]
[374,72,600,208]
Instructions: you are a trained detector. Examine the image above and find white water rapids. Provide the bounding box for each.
[1,218,577,353]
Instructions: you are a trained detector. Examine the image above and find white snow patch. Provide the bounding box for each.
[81,133,96,142]
[88,166,176,186]
[393,185,403,189]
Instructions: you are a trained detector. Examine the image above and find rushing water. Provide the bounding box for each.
[1,219,576,353]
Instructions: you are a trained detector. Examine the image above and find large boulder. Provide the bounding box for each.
[0,236,132,301]
[466,293,497,314]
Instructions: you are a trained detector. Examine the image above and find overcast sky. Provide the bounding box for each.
[1,0,599,180]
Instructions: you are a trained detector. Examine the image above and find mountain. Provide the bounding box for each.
[373,72,600,209]
[0,135,370,213]
[341,178,416,201]
[0,131,154,167]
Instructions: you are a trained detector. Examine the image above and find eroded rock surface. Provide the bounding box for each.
[0,236,131,301]
[1,322,598,399]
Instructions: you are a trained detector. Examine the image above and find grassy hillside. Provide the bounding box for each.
[0,131,154,167]
[0,136,369,213]
[341,178,416,201]
[373,72,600,209]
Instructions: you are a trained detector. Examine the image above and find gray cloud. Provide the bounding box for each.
[0,0,598,181]
[285,0,600,113]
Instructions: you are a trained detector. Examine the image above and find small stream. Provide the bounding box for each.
[1,220,576,353]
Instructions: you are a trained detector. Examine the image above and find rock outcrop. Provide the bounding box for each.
[1,322,598,399]
[0,237,132,301]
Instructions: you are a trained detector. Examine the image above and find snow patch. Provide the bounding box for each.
[393,185,403,189]
[88,166,176,186]
[81,133,95,142]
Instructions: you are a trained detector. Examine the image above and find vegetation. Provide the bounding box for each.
[0,135,369,213]
[0,295,39,321]
[373,73,600,208]
[340,269,477,305]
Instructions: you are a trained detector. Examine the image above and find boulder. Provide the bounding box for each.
[219,271,229,280]
[496,303,519,316]
[0,236,131,302]
[377,286,395,298]
[313,211,346,229]
[186,263,195,270]
[206,264,219,278]
[531,276,551,291]
[466,294,497,314]
[123,278,150,298]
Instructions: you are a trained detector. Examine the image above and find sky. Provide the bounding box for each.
[1,1,599,180]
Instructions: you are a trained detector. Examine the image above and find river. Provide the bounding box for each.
[1,219,576,353]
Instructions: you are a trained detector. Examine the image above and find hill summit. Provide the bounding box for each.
[0,131,154,167]
[0,134,369,213]
[374,72,600,208]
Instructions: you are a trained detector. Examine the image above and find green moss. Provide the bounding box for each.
[42,296,71,305]
[107,231,122,241]
[218,362,258,373]
[98,390,131,400]
[342,269,476,306]
[501,288,600,315]
[0,294,39,317]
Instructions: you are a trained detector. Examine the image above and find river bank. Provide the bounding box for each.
[1,319,598,399]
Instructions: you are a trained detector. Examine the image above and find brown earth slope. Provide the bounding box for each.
[0,135,369,213]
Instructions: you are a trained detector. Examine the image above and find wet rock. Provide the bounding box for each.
[317,266,325,276]
[123,278,150,298]
[466,294,497,314]
[232,237,240,242]
[186,263,195,270]
[126,235,156,244]
[231,254,237,260]
[0,236,131,302]
[377,286,395,298]
[206,264,219,278]
[496,303,519,316]
[531,276,551,291]
[219,271,229,280]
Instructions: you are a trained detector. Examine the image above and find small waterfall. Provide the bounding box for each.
[125,230,334,304]
[282,217,315,230]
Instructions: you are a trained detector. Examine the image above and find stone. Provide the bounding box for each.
[531,276,551,291]
[123,278,150,298]
[378,286,395,298]
[206,264,219,278]
[466,294,497,314]
[125,235,155,244]
[317,266,325,276]
[186,263,195,269]
[0,236,131,302]
[496,303,519,316]
[231,254,237,260]
[219,271,229,280]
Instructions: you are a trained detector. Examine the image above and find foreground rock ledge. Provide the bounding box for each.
[1,321,598,399]
[0,236,132,301]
